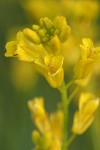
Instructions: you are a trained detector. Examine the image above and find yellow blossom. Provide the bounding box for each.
[5,31,48,62]
[28,97,50,133]
[72,93,99,134]
[28,97,63,150]
[44,54,64,88]
[74,38,100,86]
[5,17,67,88]
[5,33,64,88]
[31,54,64,88]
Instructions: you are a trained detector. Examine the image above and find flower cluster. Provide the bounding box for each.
[5,16,71,88]
[28,97,63,150]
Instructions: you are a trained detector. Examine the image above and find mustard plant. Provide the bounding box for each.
[5,16,100,150]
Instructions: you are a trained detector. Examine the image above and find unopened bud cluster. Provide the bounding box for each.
[23,16,71,54]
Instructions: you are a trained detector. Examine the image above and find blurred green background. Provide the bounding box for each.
[0,0,100,150]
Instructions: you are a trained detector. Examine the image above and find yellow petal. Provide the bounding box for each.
[38,131,52,149]
[28,97,45,117]
[59,25,71,43]
[82,99,99,115]
[72,111,80,134]
[93,47,100,61]
[72,111,94,134]
[80,44,87,61]
[74,59,85,79]
[44,54,53,67]
[75,74,91,87]
[15,45,37,62]
[49,139,61,150]
[45,68,64,88]
[79,93,94,111]
[50,110,63,139]
[51,55,64,70]
[82,38,94,48]
[5,41,18,57]
[44,54,64,74]
[78,115,94,134]
[74,59,94,80]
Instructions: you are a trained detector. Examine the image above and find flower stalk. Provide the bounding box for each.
[65,134,76,149]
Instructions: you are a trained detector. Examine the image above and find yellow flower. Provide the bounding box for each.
[5,33,64,88]
[44,54,64,88]
[74,38,100,86]
[28,97,63,150]
[31,54,64,88]
[5,17,67,88]
[80,38,100,61]
[72,93,99,134]
[5,31,48,62]
[28,97,50,133]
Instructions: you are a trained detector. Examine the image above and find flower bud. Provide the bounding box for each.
[59,25,71,42]
[38,29,46,38]
[54,16,67,30]
[54,16,71,42]
[32,24,40,31]
[39,131,52,149]
[28,97,45,118]
[40,17,53,29]
[32,130,40,145]
[23,28,41,44]
[50,35,61,54]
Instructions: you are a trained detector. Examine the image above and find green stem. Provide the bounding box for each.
[65,134,76,149]
[68,87,79,105]
[59,81,68,150]
[65,80,74,90]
